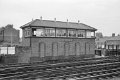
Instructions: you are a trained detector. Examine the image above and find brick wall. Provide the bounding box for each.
[15,46,31,63]
[21,37,95,62]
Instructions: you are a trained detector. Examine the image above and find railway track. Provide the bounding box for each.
[21,62,120,80]
[0,56,120,80]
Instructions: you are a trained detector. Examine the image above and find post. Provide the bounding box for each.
[7,46,8,54]
[55,28,56,37]
[11,32,13,47]
[85,30,87,38]
[30,27,32,63]
[94,31,95,38]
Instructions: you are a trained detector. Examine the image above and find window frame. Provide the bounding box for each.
[68,29,77,37]
[56,29,67,37]
[77,30,85,38]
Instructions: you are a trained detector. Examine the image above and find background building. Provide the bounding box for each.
[95,33,120,56]
[0,24,20,46]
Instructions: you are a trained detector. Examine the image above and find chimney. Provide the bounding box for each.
[78,20,80,23]
[67,19,68,22]
[54,18,56,22]
[112,33,115,37]
[40,16,42,20]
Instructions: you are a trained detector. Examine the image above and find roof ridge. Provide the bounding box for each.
[20,19,97,31]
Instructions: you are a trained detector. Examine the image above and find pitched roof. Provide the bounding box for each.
[107,36,120,41]
[20,19,97,30]
[96,36,120,43]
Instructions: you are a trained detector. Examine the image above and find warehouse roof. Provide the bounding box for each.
[20,19,97,31]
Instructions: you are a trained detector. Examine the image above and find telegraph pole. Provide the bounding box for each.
[11,32,13,47]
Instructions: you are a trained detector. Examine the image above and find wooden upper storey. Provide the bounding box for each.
[21,19,97,38]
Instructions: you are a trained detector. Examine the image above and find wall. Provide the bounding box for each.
[25,37,95,62]
[15,46,31,63]
[0,28,4,42]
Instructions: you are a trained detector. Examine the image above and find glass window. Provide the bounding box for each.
[113,45,116,49]
[118,45,120,49]
[33,28,55,37]
[77,30,85,38]
[24,28,31,37]
[0,30,3,35]
[106,45,108,49]
[86,31,91,38]
[86,31,95,38]
[0,47,7,54]
[101,44,104,48]
[108,45,113,49]
[44,28,55,37]
[68,29,76,37]
[34,28,44,37]
[56,29,67,37]
[8,47,15,54]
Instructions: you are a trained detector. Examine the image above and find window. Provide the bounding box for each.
[117,45,120,49]
[77,30,85,38]
[68,29,76,37]
[108,45,113,49]
[101,44,105,48]
[113,45,116,49]
[33,28,55,37]
[106,45,108,49]
[0,30,3,35]
[24,28,31,37]
[44,28,55,37]
[31,28,95,39]
[86,31,95,38]
[56,29,67,37]
[86,31,91,38]
[34,28,44,37]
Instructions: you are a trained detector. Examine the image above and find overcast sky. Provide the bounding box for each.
[0,0,120,36]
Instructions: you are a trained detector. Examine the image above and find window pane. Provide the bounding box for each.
[8,47,15,54]
[113,45,116,49]
[56,29,67,37]
[77,30,85,38]
[86,31,91,38]
[1,47,7,54]
[34,28,44,37]
[86,31,94,38]
[34,28,55,37]
[106,45,108,49]
[68,30,76,37]
[109,45,113,49]
[24,28,31,37]
[102,44,104,48]
[44,28,55,37]
[118,45,120,49]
